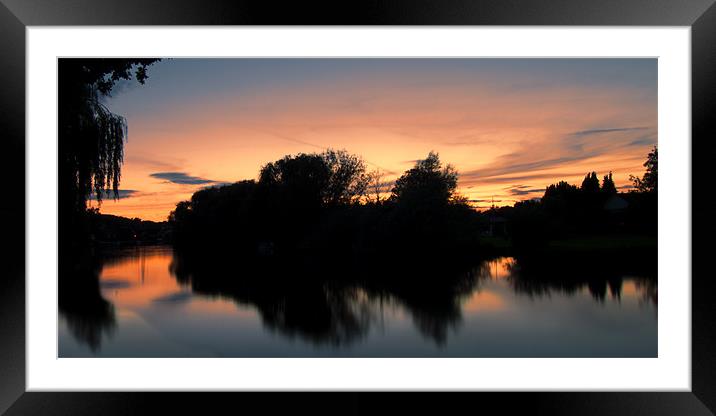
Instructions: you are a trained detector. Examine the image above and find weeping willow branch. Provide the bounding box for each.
[59,59,160,218]
[71,85,128,207]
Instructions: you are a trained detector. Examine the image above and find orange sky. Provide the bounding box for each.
[91,59,657,221]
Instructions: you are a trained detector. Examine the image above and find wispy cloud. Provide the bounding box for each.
[628,135,656,147]
[569,127,648,137]
[125,154,183,170]
[461,155,588,182]
[469,199,504,203]
[200,181,235,190]
[91,189,140,200]
[401,159,421,165]
[459,172,585,186]
[150,172,217,185]
[506,186,545,196]
[443,133,496,147]
[457,125,655,190]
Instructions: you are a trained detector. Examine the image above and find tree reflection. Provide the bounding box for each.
[634,277,658,309]
[60,247,656,352]
[59,250,116,352]
[504,251,657,306]
[169,249,490,346]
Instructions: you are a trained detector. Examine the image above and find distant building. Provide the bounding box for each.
[604,194,629,213]
[603,194,632,230]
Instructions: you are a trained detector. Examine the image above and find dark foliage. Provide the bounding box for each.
[87,209,170,245]
[480,150,658,251]
[169,150,483,264]
[390,151,458,206]
[630,146,658,193]
[59,58,160,259]
[59,59,160,210]
[169,148,658,262]
[602,172,617,195]
[581,171,601,194]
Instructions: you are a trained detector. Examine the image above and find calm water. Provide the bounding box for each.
[59,245,657,357]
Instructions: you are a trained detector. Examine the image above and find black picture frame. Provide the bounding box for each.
[1,0,713,414]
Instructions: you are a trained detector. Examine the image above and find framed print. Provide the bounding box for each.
[1,0,714,414]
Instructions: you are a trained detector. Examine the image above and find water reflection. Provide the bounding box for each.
[503,254,657,309]
[58,254,116,352]
[168,250,496,346]
[58,246,657,357]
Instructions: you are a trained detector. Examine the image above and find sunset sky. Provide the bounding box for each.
[93,58,657,221]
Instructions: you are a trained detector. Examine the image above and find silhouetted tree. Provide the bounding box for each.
[581,171,601,195]
[601,172,617,195]
[60,59,160,210]
[259,153,331,211]
[623,146,658,234]
[578,171,603,231]
[168,149,378,255]
[541,180,580,232]
[630,146,657,193]
[366,169,386,204]
[169,150,486,262]
[168,200,193,242]
[257,149,370,207]
[508,199,549,250]
[390,151,458,206]
[543,181,580,204]
[321,149,369,205]
[539,172,620,235]
[167,145,657,267]
[382,152,478,258]
[168,200,192,224]
[59,58,159,253]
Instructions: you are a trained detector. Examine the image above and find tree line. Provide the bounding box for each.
[169,150,482,265]
[490,146,657,250]
[168,146,657,263]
